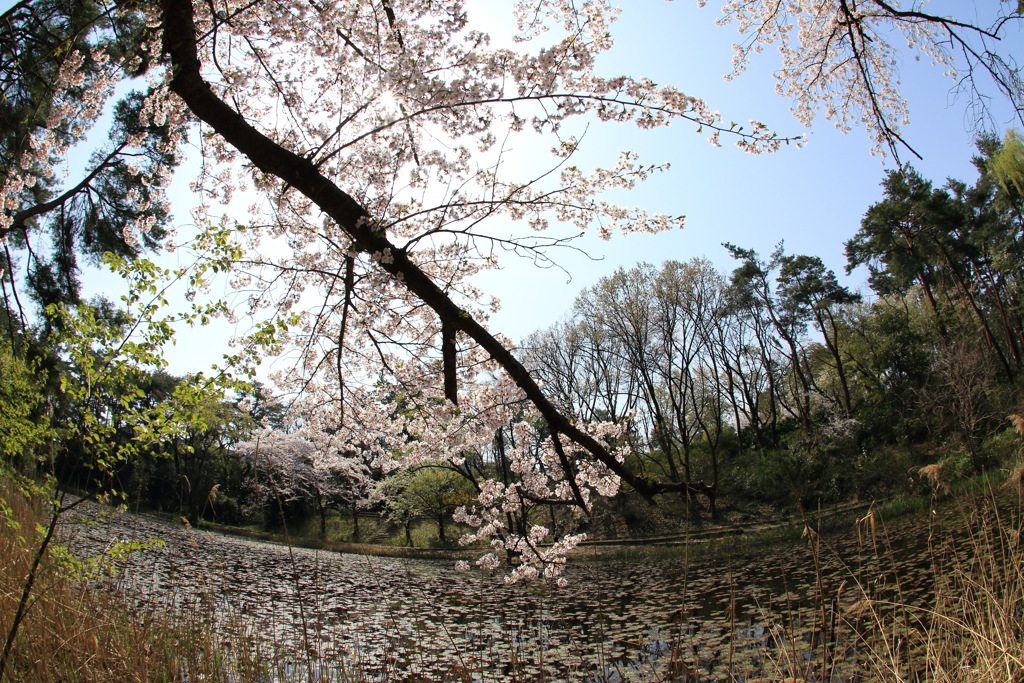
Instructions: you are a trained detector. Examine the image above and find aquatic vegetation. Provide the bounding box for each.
[44,486,1024,681]
[3,463,1022,681]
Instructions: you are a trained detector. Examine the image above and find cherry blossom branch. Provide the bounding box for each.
[160,0,697,502]
[337,253,355,420]
[1,143,127,239]
[707,0,1023,158]
[333,92,787,156]
[869,1,1002,39]
[837,0,921,161]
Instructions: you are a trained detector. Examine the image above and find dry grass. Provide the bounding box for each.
[1003,414,1024,493]
[902,498,1024,681]
[1008,414,1024,438]
[0,481,265,682]
[746,489,1024,683]
[911,463,951,495]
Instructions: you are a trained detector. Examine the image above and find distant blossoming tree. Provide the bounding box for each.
[236,427,374,537]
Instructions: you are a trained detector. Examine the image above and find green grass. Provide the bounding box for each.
[582,522,808,564]
[874,493,932,520]
[874,467,1014,523]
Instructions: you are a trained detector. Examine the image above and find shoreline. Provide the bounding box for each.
[128,497,881,564]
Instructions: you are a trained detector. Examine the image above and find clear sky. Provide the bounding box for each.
[470,0,1022,344]
[68,1,1021,376]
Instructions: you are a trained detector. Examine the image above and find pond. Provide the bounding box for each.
[60,497,1003,681]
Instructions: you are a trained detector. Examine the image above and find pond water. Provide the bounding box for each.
[60,499,996,681]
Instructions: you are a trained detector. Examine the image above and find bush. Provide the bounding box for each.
[982,427,1020,467]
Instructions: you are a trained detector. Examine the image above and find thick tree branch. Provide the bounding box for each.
[441,318,458,405]
[160,0,698,501]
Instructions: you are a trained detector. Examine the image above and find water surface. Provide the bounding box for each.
[62,500,972,680]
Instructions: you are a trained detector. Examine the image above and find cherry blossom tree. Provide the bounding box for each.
[3,0,1021,580]
[236,427,374,538]
[697,0,1024,160]
[152,0,1024,579]
[150,0,790,581]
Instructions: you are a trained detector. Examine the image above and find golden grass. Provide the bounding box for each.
[912,462,951,494]
[0,482,263,682]
[1008,414,1024,438]
[757,489,1024,682]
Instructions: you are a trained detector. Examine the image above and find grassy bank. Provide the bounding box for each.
[188,497,879,565]
[194,516,480,561]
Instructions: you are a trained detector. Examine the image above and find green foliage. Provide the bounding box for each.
[0,336,51,471]
[839,296,935,444]
[44,301,166,484]
[0,265,255,677]
[373,466,476,546]
[983,426,1022,465]
[20,288,248,511]
[846,168,955,300]
[987,129,1024,196]
[527,137,1024,522]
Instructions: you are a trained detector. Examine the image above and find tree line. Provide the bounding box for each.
[522,136,1024,526]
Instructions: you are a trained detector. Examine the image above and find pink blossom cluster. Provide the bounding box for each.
[693,0,983,157]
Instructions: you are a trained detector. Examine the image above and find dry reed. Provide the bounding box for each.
[0,481,258,682]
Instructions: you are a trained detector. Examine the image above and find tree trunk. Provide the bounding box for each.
[706,487,718,520]
[818,309,854,416]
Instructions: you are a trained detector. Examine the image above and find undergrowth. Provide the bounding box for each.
[0,477,271,682]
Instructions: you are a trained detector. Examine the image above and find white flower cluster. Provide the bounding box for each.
[0,46,115,236]
[699,0,985,157]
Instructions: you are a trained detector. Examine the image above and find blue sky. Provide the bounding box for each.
[471,0,1022,343]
